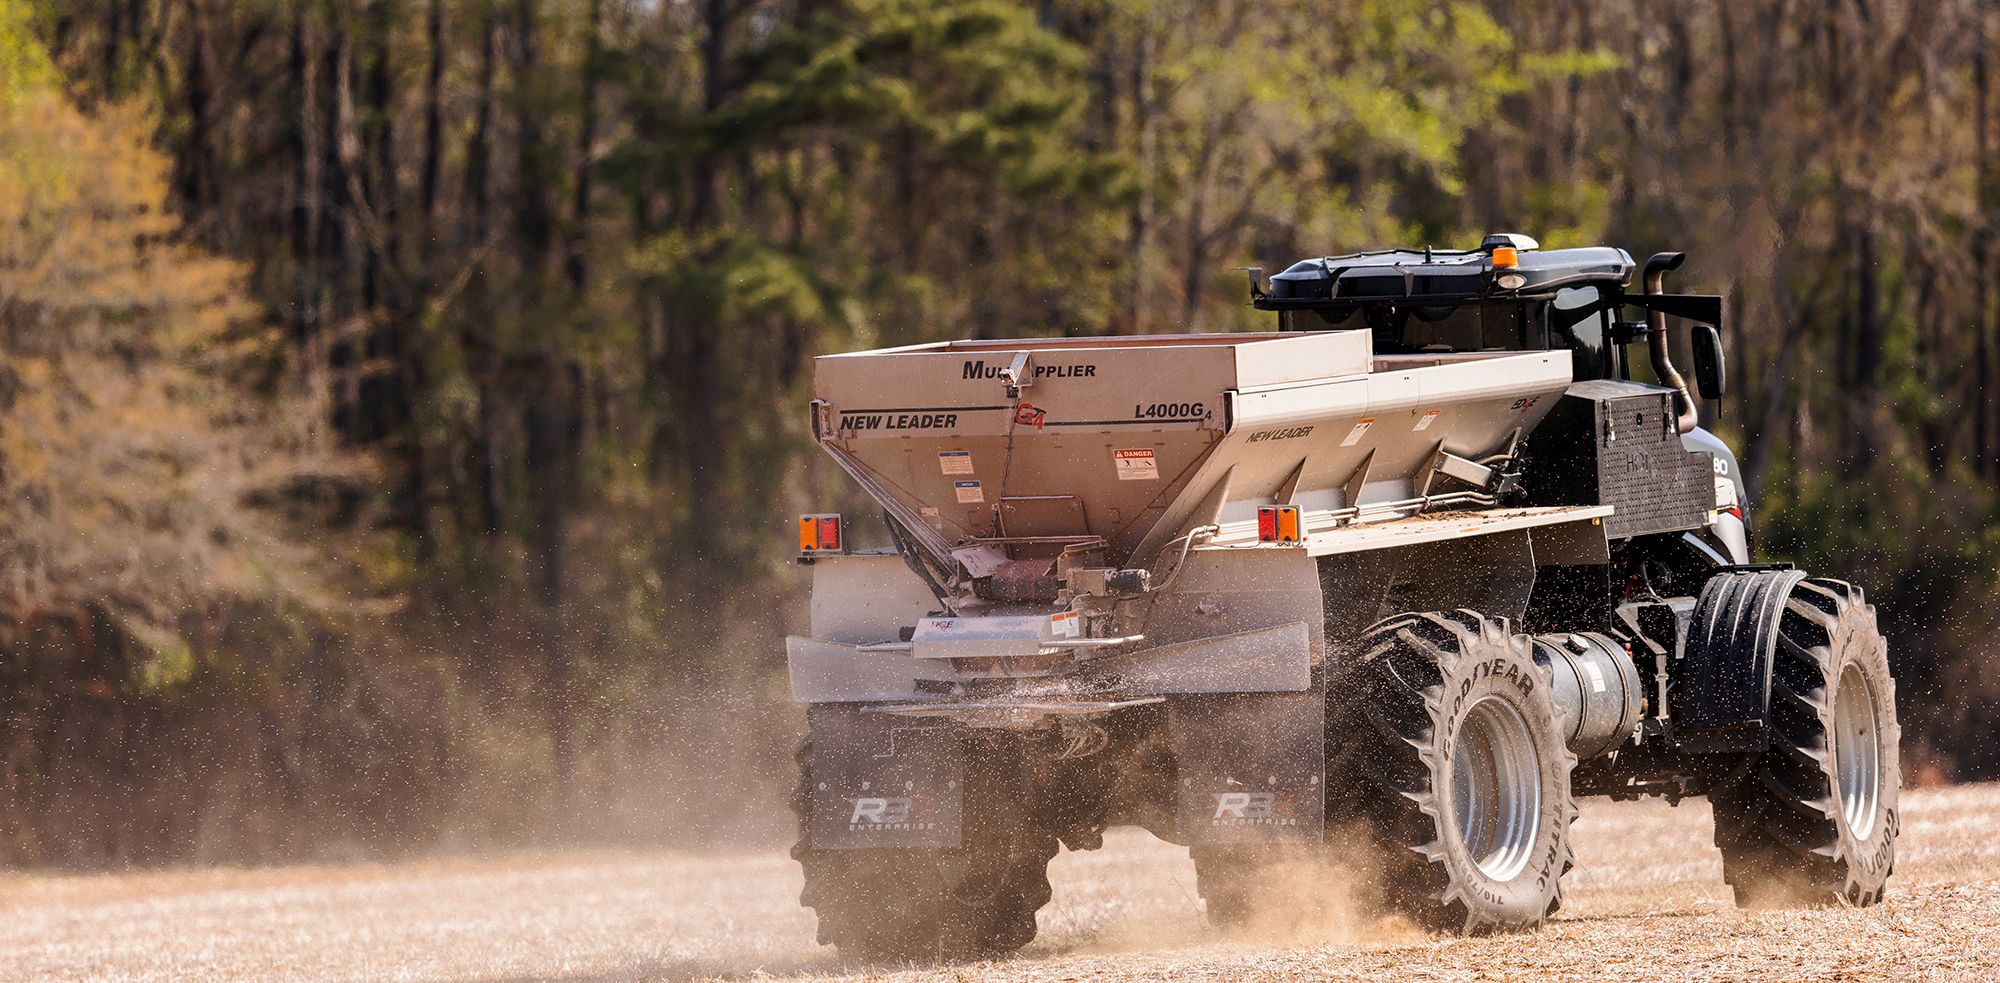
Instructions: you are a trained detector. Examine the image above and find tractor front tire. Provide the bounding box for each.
[1328,610,1577,933]
[1708,578,1900,907]
[790,733,1058,963]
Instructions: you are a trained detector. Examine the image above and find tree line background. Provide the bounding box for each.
[0,0,1996,865]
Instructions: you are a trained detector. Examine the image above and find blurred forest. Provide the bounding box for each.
[0,0,1997,865]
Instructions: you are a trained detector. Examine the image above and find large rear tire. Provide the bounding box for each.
[1708,578,1900,907]
[790,732,1058,963]
[1327,610,1577,933]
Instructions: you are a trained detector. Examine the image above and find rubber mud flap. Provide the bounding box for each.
[808,704,963,849]
[1170,689,1326,845]
[1677,566,1808,739]
[792,728,1057,961]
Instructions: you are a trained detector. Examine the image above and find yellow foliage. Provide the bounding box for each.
[0,45,365,640]
[0,0,53,106]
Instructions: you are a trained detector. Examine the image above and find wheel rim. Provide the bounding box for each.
[1833,663,1881,839]
[1451,696,1542,881]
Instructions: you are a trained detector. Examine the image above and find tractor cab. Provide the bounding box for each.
[1253,233,1722,389]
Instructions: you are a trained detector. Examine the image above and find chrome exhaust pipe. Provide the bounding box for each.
[1644,252,1700,434]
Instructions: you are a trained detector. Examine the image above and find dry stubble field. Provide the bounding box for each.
[1,784,1996,982]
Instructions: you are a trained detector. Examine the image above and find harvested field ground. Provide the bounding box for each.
[1,784,1996,982]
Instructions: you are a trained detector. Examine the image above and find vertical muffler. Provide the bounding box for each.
[1644,252,1701,434]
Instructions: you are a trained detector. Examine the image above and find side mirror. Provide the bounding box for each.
[1691,323,1725,399]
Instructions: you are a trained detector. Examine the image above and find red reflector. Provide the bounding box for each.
[1258,506,1302,544]
[799,514,844,553]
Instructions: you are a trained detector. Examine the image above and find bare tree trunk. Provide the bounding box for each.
[893,124,919,270]
[1854,232,1880,394]
[468,9,498,246]
[515,0,553,270]
[497,0,571,832]
[702,0,730,114]
[652,0,739,617]
[363,0,397,312]
[1746,274,1817,505]
[422,0,444,232]
[1976,13,1996,478]
[689,0,734,227]
[298,9,333,453]
[333,21,364,430]
[1125,22,1156,335]
[478,351,506,537]
[526,364,575,839]
[1179,130,1217,332]
[180,2,211,211]
[293,7,320,343]
[568,0,602,291]
[468,7,504,541]
[103,0,123,92]
[1744,336,1797,509]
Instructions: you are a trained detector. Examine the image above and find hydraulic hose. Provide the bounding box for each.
[1644,252,1701,434]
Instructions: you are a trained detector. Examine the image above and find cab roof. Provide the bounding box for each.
[1256,244,1634,309]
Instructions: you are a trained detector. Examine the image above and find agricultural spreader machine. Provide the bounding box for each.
[784,236,1900,960]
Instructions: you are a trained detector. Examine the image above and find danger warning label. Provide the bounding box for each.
[1113,448,1159,480]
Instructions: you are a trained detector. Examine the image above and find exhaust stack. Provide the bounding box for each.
[1644,251,1701,434]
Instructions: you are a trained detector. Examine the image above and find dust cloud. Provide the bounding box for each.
[1036,827,1422,956]
[3,787,1998,981]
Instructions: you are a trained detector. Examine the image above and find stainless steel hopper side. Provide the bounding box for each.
[1127,348,1576,561]
[811,331,1575,576]
[810,332,1372,568]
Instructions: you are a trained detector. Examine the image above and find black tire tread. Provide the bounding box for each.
[1708,578,1900,908]
[1327,610,1577,933]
